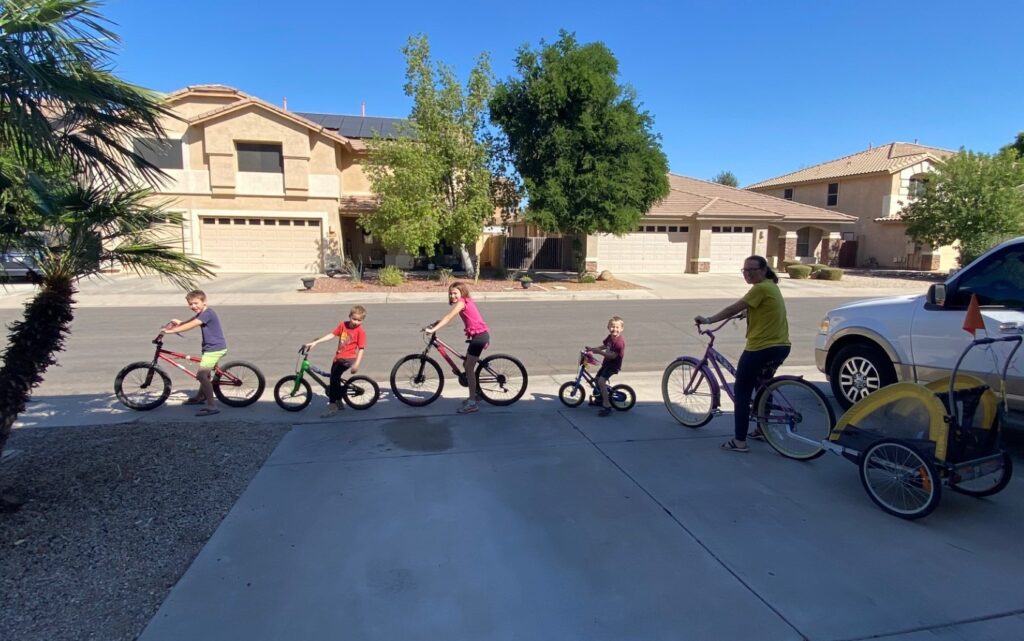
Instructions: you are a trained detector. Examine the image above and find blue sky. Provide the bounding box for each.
[104,0,1023,187]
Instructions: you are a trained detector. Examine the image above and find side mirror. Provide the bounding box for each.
[927,283,946,306]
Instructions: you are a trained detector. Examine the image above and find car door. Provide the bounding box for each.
[910,243,1024,405]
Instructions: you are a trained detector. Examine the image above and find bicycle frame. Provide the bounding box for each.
[422,332,471,379]
[565,351,606,398]
[143,334,241,387]
[283,350,353,395]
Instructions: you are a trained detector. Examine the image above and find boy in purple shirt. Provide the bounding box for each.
[162,289,227,416]
[588,316,625,417]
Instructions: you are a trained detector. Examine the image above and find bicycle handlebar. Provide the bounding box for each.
[696,315,742,335]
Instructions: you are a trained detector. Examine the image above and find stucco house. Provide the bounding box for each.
[583,174,856,274]
[135,84,410,273]
[746,142,957,271]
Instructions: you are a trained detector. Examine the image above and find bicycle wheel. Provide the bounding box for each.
[212,361,266,407]
[476,354,528,406]
[950,450,1013,498]
[114,362,171,411]
[859,439,941,519]
[342,375,380,410]
[558,381,586,407]
[390,355,444,406]
[273,375,313,412]
[610,384,636,411]
[662,358,717,428]
[755,377,833,461]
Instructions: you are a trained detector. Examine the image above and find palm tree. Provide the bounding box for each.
[0,180,214,460]
[0,1,212,467]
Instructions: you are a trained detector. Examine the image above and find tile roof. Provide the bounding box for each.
[647,174,856,223]
[746,142,955,189]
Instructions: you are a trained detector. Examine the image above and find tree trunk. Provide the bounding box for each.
[0,280,76,459]
[458,244,476,279]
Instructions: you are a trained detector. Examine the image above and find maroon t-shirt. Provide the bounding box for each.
[602,334,625,371]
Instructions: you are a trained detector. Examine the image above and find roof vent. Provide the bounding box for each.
[361,101,366,117]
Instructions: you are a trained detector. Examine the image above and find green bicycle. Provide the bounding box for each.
[273,346,380,411]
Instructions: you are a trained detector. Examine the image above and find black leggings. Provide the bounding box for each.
[328,359,353,404]
[733,345,791,441]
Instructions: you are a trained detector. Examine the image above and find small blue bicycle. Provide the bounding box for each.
[558,348,636,410]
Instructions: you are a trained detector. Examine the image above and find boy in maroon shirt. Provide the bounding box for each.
[588,316,625,417]
[303,305,367,417]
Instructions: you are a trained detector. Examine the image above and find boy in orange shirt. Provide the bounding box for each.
[303,305,367,418]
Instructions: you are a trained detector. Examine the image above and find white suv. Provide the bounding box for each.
[815,237,1024,412]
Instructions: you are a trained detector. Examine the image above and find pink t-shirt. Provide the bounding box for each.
[458,298,489,337]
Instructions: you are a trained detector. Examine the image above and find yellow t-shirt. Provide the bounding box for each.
[742,280,790,351]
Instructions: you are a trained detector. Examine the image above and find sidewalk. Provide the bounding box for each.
[0,271,931,309]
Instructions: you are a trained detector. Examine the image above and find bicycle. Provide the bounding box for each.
[114,332,266,410]
[558,348,636,411]
[273,346,380,411]
[661,317,835,460]
[389,329,528,407]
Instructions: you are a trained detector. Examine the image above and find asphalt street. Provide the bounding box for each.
[0,297,860,396]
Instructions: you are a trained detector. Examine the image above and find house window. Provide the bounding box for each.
[909,176,928,199]
[133,137,183,170]
[656,226,667,232]
[668,226,678,232]
[237,142,283,173]
[783,188,793,200]
[796,227,810,257]
[826,183,839,206]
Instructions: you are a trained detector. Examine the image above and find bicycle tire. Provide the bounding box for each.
[755,377,833,461]
[476,354,528,406]
[390,354,444,406]
[610,384,636,411]
[558,381,586,407]
[273,375,313,412]
[859,439,941,519]
[114,362,171,411]
[950,450,1013,498]
[662,357,717,427]
[342,375,380,410]
[212,361,265,407]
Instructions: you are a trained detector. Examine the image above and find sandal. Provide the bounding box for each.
[196,407,220,417]
[749,430,766,442]
[720,439,749,453]
[182,397,206,406]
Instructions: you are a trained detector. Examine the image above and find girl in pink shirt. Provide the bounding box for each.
[424,282,490,414]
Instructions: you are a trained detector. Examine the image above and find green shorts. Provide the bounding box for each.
[199,349,227,369]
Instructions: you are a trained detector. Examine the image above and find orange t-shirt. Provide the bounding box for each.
[332,321,366,361]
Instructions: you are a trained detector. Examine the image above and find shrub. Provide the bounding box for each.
[781,259,802,269]
[578,273,596,283]
[435,267,454,287]
[786,264,812,279]
[378,265,405,287]
[808,263,828,273]
[519,275,533,283]
[814,267,844,280]
[343,258,364,282]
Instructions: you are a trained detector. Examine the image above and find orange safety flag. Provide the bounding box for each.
[962,293,985,336]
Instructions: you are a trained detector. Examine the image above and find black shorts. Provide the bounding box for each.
[596,364,619,381]
[466,332,490,358]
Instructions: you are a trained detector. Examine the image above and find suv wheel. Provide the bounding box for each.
[829,343,896,410]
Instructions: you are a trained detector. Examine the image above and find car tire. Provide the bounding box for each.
[829,343,897,410]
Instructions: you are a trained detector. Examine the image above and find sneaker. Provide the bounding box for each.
[320,403,343,418]
[457,401,479,414]
[598,407,613,417]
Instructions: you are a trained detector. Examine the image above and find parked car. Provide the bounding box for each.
[815,237,1024,412]
[0,251,40,281]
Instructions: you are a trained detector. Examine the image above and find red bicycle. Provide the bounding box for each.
[114,332,266,410]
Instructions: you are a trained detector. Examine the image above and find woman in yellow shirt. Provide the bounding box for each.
[695,255,791,453]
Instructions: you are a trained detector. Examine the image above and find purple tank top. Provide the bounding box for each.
[459,298,489,337]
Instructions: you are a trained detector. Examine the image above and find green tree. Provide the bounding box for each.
[490,31,669,240]
[1001,131,1024,158]
[362,35,495,276]
[901,149,1024,265]
[712,170,738,187]
[0,1,211,467]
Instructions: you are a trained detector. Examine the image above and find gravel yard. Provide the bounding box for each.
[0,420,290,641]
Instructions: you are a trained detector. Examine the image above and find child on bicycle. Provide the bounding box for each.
[303,305,367,418]
[424,282,488,414]
[588,317,626,417]
[162,289,226,417]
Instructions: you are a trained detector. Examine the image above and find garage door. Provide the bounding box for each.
[200,216,322,273]
[599,225,689,273]
[709,226,753,273]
